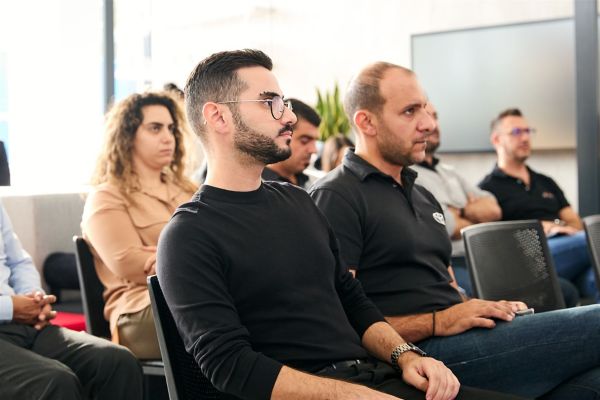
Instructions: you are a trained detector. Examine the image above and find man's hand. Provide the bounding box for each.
[541,220,579,236]
[399,352,459,400]
[34,294,57,330]
[24,291,57,330]
[14,291,58,330]
[12,295,44,326]
[436,299,527,336]
[34,302,57,330]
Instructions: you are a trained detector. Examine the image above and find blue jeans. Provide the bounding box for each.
[548,231,598,300]
[418,305,600,399]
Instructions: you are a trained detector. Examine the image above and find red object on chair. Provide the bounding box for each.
[52,311,86,331]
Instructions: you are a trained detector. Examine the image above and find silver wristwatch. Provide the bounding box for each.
[390,342,427,372]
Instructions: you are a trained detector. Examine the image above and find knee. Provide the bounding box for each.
[42,362,81,397]
[95,344,143,381]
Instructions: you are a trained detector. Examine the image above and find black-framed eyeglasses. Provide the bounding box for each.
[217,95,293,120]
[508,127,536,137]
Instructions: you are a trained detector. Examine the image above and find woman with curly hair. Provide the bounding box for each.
[82,92,197,359]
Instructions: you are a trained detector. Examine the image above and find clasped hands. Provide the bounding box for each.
[12,291,57,330]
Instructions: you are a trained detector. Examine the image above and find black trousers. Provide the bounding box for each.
[316,359,530,400]
[0,323,143,400]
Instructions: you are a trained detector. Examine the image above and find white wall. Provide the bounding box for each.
[0,0,582,204]
[0,1,104,189]
[149,0,573,101]
[148,0,579,208]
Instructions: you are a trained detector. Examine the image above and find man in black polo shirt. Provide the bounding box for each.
[156,49,523,400]
[310,61,600,399]
[261,98,319,189]
[479,108,597,301]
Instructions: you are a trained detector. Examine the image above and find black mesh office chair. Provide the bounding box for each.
[583,215,600,288]
[73,236,111,338]
[461,220,566,312]
[148,275,221,400]
[73,236,165,376]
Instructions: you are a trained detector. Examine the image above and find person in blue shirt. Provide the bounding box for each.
[0,202,143,400]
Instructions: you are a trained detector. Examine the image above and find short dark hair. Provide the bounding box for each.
[184,49,273,140]
[287,98,321,127]
[491,108,523,132]
[344,62,413,125]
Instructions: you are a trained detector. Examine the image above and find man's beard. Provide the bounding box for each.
[377,122,423,167]
[232,111,291,165]
[425,131,440,155]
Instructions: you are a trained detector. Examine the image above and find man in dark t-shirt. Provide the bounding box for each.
[310,61,600,399]
[156,49,516,400]
[479,108,597,300]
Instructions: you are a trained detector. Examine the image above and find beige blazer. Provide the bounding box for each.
[81,181,195,341]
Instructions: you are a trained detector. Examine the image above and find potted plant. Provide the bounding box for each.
[315,83,350,141]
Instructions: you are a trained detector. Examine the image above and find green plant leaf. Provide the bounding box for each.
[314,82,350,141]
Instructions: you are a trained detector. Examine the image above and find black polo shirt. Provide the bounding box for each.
[310,151,462,316]
[262,167,310,189]
[478,164,570,221]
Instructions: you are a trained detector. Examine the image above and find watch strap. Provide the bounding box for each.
[390,342,427,372]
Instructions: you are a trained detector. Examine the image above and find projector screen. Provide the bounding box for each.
[412,18,576,152]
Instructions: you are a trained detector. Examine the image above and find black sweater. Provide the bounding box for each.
[157,182,385,400]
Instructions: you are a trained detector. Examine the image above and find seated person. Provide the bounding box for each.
[0,202,142,399]
[311,61,600,399]
[82,91,197,359]
[412,104,579,306]
[157,49,521,400]
[261,98,320,188]
[411,103,501,295]
[321,133,354,172]
[479,108,598,301]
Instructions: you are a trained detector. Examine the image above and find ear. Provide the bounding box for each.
[202,102,229,134]
[490,131,500,146]
[354,110,377,137]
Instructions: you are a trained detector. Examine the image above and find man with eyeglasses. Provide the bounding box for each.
[156,49,518,400]
[261,98,320,189]
[479,108,598,302]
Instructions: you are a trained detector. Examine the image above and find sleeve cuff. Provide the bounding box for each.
[243,354,283,400]
[0,295,14,322]
[444,209,456,237]
[352,306,386,338]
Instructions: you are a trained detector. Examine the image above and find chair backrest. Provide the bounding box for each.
[583,214,600,288]
[147,275,221,400]
[72,236,111,338]
[462,220,566,312]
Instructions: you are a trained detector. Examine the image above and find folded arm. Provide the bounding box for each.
[462,195,502,223]
[83,189,155,285]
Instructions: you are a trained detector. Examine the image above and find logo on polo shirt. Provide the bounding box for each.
[433,212,446,225]
[542,191,555,199]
